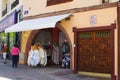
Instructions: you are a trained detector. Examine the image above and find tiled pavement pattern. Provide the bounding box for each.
[0,58,110,80]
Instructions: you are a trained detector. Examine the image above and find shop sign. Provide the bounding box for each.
[90,15,97,26]
[0,12,16,32]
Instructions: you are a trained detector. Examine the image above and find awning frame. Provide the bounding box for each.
[5,13,72,33]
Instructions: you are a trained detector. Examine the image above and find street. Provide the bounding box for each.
[0,58,110,80]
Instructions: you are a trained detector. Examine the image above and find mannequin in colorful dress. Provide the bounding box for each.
[39,45,47,66]
[27,44,40,67]
[52,42,59,65]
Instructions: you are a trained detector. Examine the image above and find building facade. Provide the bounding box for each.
[0,0,22,58]
[3,0,120,80]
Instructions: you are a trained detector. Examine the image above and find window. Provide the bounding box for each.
[2,4,7,16]
[11,0,19,9]
[102,0,109,3]
[47,0,73,6]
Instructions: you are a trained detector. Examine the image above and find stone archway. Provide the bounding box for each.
[25,24,72,67]
[24,30,39,63]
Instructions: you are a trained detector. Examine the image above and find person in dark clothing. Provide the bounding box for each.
[11,44,20,68]
[46,42,52,65]
[61,53,70,68]
[62,39,70,55]
[61,40,70,68]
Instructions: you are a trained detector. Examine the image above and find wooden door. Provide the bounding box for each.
[77,30,111,74]
[95,31,111,73]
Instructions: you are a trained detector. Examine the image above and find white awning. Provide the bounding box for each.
[5,13,71,33]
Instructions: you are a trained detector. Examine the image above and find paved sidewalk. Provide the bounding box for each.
[0,58,111,80]
[49,69,110,80]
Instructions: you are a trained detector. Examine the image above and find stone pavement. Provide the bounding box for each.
[0,58,110,80]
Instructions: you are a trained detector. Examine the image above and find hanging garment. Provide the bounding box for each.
[27,50,33,66]
[52,46,59,65]
[39,47,47,66]
[27,49,40,66]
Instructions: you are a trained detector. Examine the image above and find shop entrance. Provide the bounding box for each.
[77,30,112,74]
[32,27,70,67]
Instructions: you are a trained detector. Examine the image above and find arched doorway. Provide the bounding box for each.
[25,24,72,68]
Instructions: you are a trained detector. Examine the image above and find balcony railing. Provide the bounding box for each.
[2,8,7,16]
[11,0,19,9]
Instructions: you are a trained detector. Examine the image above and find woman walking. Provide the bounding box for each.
[2,44,8,64]
[11,44,20,68]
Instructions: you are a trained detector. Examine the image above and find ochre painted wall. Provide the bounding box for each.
[23,0,118,18]
[20,31,31,64]
[115,28,118,79]
[23,0,100,17]
[21,7,117,77]
[60,7,117,75]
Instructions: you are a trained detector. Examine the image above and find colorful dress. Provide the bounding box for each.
[52,43,59,65]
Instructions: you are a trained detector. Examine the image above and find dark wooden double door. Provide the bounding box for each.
[77,30,112,74]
